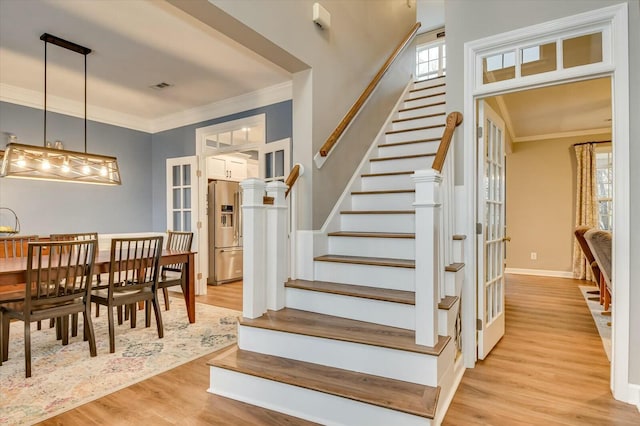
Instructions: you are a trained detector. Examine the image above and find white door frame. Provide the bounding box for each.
[195,114,266,288]
[461,3,630,402]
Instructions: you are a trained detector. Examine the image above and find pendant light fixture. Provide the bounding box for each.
[0,33,121,185]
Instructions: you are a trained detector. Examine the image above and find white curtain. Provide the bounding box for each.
[572,144,597,281]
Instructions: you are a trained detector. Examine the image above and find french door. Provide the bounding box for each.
[476,101,507,359]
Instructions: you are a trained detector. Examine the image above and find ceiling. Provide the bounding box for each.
[0,0,291,131]
[497,78,612,142]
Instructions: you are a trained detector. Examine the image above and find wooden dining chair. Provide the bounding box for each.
[0,235,39,258]
[0,239,98,377]
[157,231,194,311]
[50,233,100,336]
[90,236,164,353]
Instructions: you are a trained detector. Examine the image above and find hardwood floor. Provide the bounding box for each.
[39,275,639,425]
[443,274,639,425]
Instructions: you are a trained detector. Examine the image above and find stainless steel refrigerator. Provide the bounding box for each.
[207,180,243,285]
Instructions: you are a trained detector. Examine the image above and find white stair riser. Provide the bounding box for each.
[438,300,460,337]
[286,287,414,329]
[370,156,434,174]
[352,192,415,211]
[341,213,415,233]
[453,239,464,264]
[210,367,434,426]
[392,114,445,131]
[403,94,445,110]
[361,174,414,191]
[378,140,439,157]
[238,325,451,387]
[328,235,415,259]
[315,261,414,290]
[398,103,446,120]
[413,78,446,91]
[409,84,446,98]
[385,127,443,144]
[445,268,464,297]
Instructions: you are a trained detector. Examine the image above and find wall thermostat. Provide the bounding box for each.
[313,3,331,30]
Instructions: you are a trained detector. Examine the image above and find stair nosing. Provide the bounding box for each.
[452,234,467,240]
[378,138,441,148]
[286,279,415,305]
[314,254,415,269]
[386,124,445,135]
[398,101,445,113]
[392,112,445,124]
[370,153,436,162]
[361,170,415,177]
[327,231,415,239]
[211,346,440,419]
[409,83,446,93]
[340,210,415,215]
[238,308,451,356]
[414,75,446,84]
[406,92,446,103]
[445,262,465,272]
[438,295,459,310]
[351,189,414,195]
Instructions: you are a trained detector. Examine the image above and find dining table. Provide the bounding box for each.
[0,249,197,323]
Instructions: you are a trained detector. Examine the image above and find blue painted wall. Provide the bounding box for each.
[0,100,293,235]
[150,100,292,230]
[0,101,153,235]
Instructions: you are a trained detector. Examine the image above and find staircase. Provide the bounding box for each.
[209,77,465,425]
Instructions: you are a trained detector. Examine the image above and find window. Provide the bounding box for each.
[595,147,612,230]
[416,42,446,80]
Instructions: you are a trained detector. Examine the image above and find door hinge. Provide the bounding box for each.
[196,170,202,178]
[476,222,483,235]
[477,318,483,330]
[477,126,483,138]
[197,273,202,280]
[197,221,202,229]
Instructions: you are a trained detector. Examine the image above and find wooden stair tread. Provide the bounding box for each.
[410,83,446,93]
[379,137,440,148]
[414,75,446,84]
[398,101,445,113]
[361,170,414,177]
[314,254,415,269]
[445,262,465,272]
[386,124,445,135]
[438,295,459,310]
[327,231,415,239]
[351,189,414,195]
[406,92,446,102]
[392,112,445,123]
[340,210,415,215]
[238,308,450,356]
[286,279,415,305]
[211,346,439,419]
[370,153,436,162]
[452,234,467,240]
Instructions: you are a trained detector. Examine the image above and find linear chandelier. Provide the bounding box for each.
[0,33,121,185]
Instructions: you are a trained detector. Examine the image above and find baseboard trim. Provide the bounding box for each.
[505,268,574,279]
[630,384,640,412]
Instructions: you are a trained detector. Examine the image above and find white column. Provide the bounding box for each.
[266,181,288,311]
[241,178,266,319]
[413,169,442,347]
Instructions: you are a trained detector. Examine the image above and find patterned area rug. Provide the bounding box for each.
[0,299,239,425]
[579,285,612,361]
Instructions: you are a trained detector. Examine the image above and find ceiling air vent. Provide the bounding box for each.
[150,82,172,90]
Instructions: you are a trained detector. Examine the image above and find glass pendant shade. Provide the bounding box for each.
[0,143,121,185]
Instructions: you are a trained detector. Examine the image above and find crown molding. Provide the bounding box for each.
[0,83,153,133]
[513,127,611,143]
[1,80,293,135]
[148,81,293,133]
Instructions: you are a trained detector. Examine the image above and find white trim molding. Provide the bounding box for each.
[513,127,611,143]
[630,384,640,412]
[462,3,631,403]
[504,268,574,279]
[1,80,292,134]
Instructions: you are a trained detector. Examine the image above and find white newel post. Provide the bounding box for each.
[266,181,288,311]
[241,178,267,319]
[413,169,442,347]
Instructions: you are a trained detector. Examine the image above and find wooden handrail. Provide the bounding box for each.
[319,22,421,157]
[285,164,301,198]
[432,112,463,172]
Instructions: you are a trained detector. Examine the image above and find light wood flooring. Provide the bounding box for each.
[39,276,639,425]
